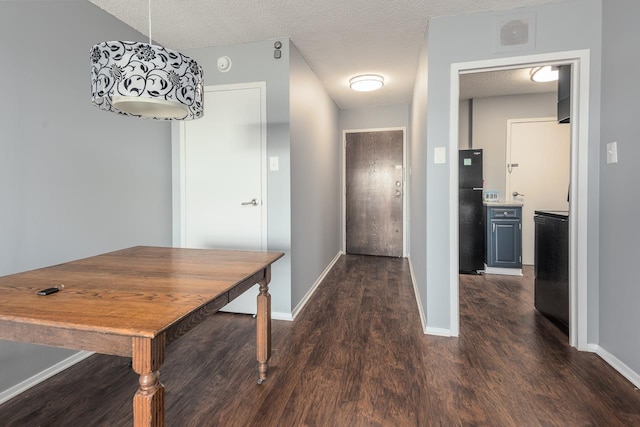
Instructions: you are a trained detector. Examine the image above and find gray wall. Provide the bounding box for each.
[0,1,172,393]
[340,104,410,252]
[409,26,430,330]
[413,0,602,334]
[599,0,640,374]
[340,105,410,131]
[182,40,293,313]
[289,42,341,309]
[472,93,557,199]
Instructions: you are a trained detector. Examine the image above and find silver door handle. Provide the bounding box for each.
[513,191,525,197]
[241,199,258,206]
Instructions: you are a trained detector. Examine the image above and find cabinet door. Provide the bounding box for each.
[489,219,522,268]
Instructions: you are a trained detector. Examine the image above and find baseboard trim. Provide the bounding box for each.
[407,257,428,334]
[484,265,523,276]
[0,350,94,405]
[591,345,640,389]
[272,312,294,321]
[424,327,454,337]
[290,251,342,320]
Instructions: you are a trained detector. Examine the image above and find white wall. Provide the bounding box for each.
[182,40,293,314]
[0,1,172,393]
[599,0,640,378]
[289,42,341,311]
[412,0,602,335]
[472,93,557,199]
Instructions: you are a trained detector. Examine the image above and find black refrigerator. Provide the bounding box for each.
[459,149,484,274]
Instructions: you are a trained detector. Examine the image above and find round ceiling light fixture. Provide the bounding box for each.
[530,66,559,83]
[349,74,384,92]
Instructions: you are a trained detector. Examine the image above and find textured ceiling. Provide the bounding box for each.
[88,0,563,110]
[460,68,557,100]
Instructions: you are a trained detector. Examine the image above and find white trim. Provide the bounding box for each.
[171,82,268,250]
[425,327,453,337]
[0,351,94,405]
[290,251,343,320]
[586,343,599,353]
[592,345,640,389]
[449,50,591,350]
[449,72,461,337]
[484,266,523,276]
[408,257,427,334]
[342,127,408,257]
[272,312,294,321]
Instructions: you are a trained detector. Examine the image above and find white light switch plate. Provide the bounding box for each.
[606,141,618,164]
[269,156,279,171]
[434,147,446,164]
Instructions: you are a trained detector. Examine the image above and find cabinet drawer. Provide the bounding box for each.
[488,207,521,219]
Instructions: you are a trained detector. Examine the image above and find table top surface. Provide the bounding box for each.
[0,246,283,339]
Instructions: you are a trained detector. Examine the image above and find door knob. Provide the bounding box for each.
[395,190,402,197]
[396,181,402,188]
[241,199,258,206]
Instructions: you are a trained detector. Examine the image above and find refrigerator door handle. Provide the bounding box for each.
[472,187,483,191]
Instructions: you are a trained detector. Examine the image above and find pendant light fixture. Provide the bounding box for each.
[90,0,204,120]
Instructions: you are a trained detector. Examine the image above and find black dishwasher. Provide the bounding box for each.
[534,211,569,334]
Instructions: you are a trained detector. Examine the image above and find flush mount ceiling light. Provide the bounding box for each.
[530,66,559,83]
[349,74,384,92]
[90,0,203,120]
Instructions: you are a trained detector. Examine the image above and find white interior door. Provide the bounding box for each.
[507,118,570,265]
[174,82,267,314]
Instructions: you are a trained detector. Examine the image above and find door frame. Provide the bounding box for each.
[171,82,268,248]
[342,127,408,257]
[449,50,591,350]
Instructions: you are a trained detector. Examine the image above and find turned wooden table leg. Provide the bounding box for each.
[256,266,272,384]
[132,336,166,427]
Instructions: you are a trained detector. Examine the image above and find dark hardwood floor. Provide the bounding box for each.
[1,256,639,426]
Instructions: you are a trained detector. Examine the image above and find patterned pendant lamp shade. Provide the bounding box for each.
[90,41,204,120]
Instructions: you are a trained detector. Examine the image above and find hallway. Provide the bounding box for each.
[1,256,638,425]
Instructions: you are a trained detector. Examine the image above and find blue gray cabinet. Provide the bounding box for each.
[485,205,522,269]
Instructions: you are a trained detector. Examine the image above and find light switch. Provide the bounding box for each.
[269,156,279,171]
[606,141,618,164]
[434,147,447,164]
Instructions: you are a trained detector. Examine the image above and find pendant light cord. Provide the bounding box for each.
[148,0,152,45]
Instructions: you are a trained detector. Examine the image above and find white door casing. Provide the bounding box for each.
[450,49,591,351]
[172,82,267,314]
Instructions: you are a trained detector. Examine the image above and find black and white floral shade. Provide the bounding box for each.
[90,41,204,120]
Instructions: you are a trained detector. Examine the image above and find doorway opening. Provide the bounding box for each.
[449,50,591,350]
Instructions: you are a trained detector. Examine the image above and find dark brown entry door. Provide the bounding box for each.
[346,130,403,257]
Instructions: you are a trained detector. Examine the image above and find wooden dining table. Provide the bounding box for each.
[0,246,284,426]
